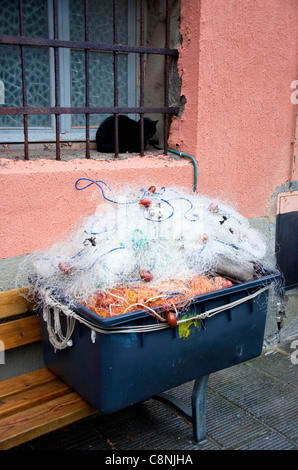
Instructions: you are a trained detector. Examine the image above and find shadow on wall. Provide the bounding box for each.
[144,0,182,143]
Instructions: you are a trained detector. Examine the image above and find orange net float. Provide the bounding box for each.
[80,275,233,321]
[58,261,73,275]
[139,269,153,282]
[148,185,156,194]
[166,311,178,328]
[139,198,151,208]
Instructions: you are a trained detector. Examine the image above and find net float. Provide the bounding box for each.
[209,203,220,214]
[148,185,156,194]
[221,279,233,288]
[95,293,114,308]
[166,311,177,328]
[58,262,72,275]
[139,269,153,282]
[139,198,151,208]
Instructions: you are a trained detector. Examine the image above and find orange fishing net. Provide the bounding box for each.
[80,275,233,322]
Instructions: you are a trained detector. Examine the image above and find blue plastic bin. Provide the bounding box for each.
[39,271,280,415]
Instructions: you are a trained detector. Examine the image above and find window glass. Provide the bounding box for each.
[71,51,129,127]
[0,0,135,137]
[69,0,130,128]
[69,0,128,44]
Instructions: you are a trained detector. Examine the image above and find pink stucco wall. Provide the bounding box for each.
[0,157,193,258]
[0,0,297,260]
[169,0,297,216]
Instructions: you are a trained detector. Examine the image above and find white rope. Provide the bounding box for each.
[42,293,76,350]
[178,284,270,323]
[40,285,270,349]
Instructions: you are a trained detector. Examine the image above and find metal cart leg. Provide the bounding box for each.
[191,374,209,443]
[152,374,209,444]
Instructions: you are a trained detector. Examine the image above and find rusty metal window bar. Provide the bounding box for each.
[0,0,179,160]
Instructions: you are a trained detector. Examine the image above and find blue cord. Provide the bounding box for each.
[75,179,201,223]
[75,178,146,204]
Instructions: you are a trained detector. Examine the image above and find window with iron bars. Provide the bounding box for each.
[0,0,181,160]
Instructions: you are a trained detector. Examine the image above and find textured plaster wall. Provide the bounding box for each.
[169,0,298,219]
[0,157,193,259]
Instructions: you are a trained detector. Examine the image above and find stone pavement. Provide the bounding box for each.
[11,334,298,451]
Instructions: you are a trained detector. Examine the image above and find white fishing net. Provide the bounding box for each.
[16,182,273,310]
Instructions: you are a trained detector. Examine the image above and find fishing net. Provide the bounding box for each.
[17,181,274,324]
[82,275,233,321]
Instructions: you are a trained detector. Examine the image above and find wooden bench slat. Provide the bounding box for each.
[0,378,72,420]
[0,368,57,399]
[0,289,97,450]
[0,315,41,350]
[0,391,97,450]
[0,288,35,319]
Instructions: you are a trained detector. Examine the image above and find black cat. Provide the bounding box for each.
[96,115,158,153]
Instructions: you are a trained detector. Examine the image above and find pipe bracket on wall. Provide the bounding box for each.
[154,144,197,192]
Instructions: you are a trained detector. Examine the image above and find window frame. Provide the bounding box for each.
[0,0,138,143]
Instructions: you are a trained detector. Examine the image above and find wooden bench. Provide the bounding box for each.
[0,288,97,450]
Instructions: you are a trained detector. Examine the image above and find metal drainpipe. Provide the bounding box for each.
[154,144,198,192]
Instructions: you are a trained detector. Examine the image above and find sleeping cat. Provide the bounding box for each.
[96,115,158,153]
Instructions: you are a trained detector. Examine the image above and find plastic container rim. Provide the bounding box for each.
[36,270,281,327]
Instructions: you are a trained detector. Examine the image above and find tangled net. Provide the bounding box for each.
[17,182,273,324]
[83,275,233,323]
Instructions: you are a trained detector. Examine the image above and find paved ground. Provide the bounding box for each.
[11,332,297,452]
